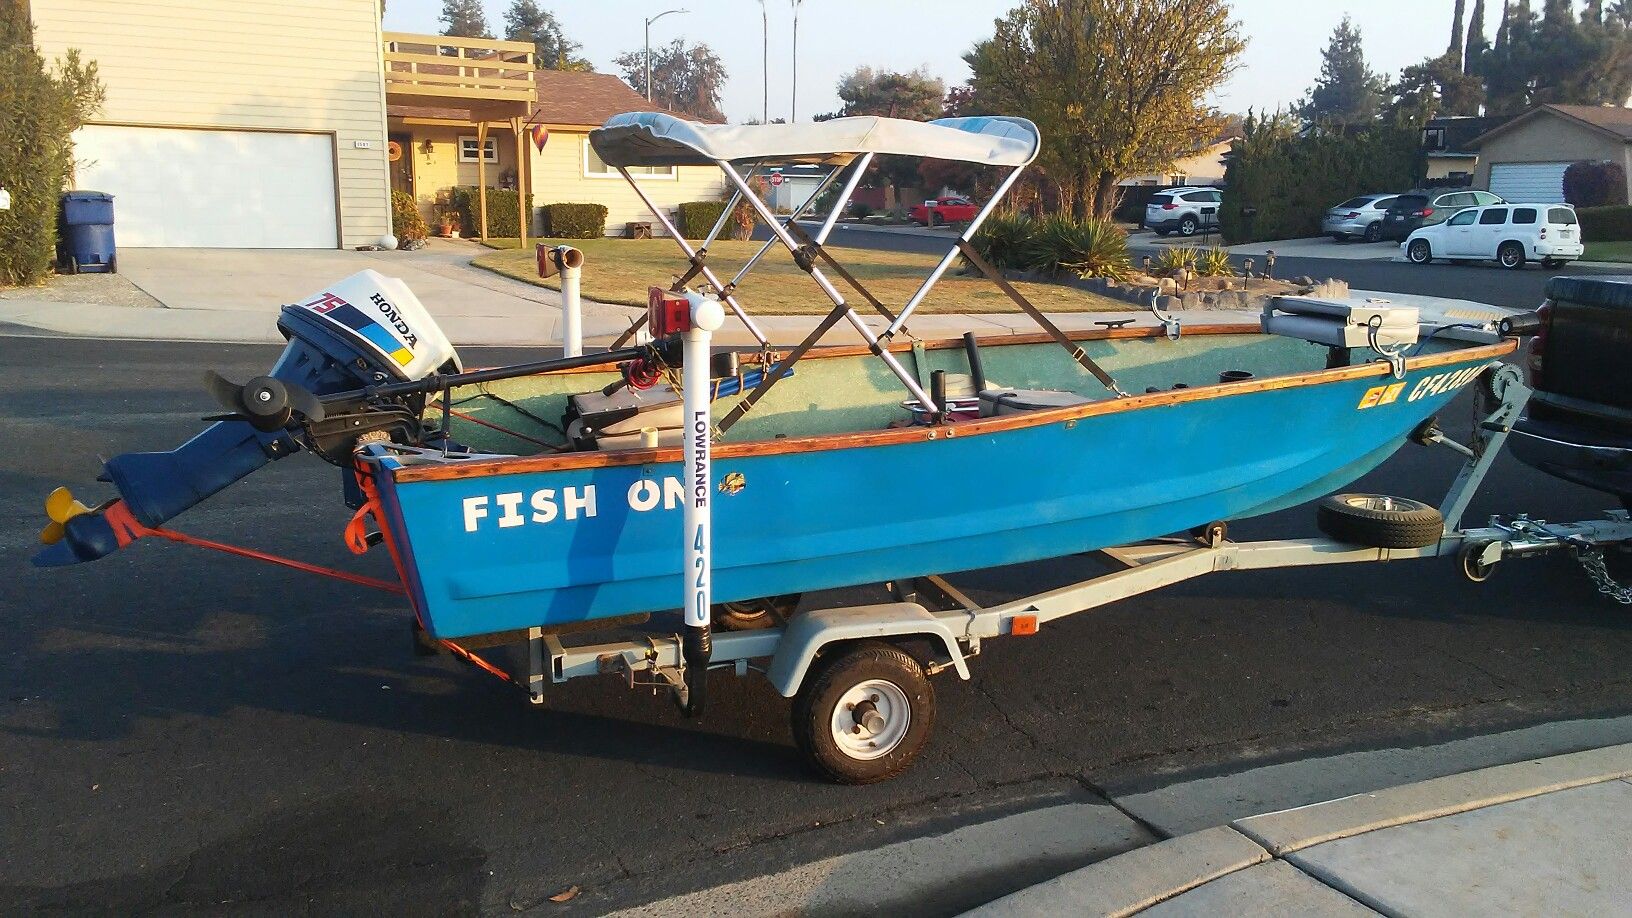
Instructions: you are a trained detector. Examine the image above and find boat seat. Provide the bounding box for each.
[979,388,1094,416]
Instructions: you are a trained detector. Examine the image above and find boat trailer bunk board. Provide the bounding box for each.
[30,113,1632,784]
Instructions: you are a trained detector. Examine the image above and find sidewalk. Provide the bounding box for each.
[972,742,1632,917]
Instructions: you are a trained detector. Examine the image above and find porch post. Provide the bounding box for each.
[476,121,490,241]
[511,116,529,249]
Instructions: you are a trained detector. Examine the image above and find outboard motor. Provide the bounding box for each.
[35,270,458,566]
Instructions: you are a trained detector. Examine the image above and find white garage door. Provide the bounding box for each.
[74,125,338,248]
[1489,162,1571,204]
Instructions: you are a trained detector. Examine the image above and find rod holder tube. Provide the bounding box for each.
[560,259,583,358]
[680,293,726,717]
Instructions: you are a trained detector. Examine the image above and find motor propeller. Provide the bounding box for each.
[202,371,325,432]
[39,487,94,545]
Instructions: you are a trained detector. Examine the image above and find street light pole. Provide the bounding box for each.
[644,8,688,103]
[760,0,769,123]
[789,0,803,121]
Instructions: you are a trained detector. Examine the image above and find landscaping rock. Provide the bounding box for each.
[1155,294,1182,312]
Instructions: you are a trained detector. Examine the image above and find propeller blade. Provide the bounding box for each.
[282,382,326,423]
[45,486,90,524]
[203,370,245,413]
[40,520,65,545]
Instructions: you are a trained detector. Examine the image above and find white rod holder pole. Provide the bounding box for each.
[680,291,725,716]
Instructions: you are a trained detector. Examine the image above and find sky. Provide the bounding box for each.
[382,1,1495,122]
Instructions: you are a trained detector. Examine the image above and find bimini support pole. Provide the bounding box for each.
[725,156,863,289]
[618,166,770,348]
[714,160,938,412]
[680,291,726,717]
[883,165,1027,340]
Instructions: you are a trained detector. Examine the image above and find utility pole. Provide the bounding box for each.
[790,0,803,121]
[644,8,688,103]
[760,0,769,123]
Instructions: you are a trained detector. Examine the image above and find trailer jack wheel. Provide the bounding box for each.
[1460,542,1498,583]
[792,641,935,784]
[1316,494,1444,549]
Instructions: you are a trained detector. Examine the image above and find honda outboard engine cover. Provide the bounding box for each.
[37,270,459,566]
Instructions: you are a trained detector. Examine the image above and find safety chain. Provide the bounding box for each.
[1579,549,1632,605]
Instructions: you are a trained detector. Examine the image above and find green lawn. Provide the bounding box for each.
[1583,240,1632,263]
[471,237,1135,315]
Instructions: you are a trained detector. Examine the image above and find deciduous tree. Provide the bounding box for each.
[504,0,591,71]
[968,0,1243,220]
[614,40,728,122]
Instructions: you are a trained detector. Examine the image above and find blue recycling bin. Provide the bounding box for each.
[58,190,116,274]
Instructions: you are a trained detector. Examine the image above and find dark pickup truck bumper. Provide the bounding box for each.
[1509,415,1632,503]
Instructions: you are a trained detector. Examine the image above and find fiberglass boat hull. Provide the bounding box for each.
[372,346,1507,639]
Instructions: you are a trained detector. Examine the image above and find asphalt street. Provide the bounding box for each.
[791,224,1631,310]
[5,332,1632,915]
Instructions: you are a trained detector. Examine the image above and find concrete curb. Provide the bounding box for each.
[964,826,1269,918]
[1231,741,1632,856]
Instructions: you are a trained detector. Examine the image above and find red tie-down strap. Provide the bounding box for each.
[348,465,520,687]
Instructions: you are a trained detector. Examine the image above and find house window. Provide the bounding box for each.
[459,136,498,164]
[1423,128,1447,150]
[584,139,675,179]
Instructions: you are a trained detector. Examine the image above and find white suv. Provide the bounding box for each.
[1403,203,1583,269]
[1144,187,1222,237]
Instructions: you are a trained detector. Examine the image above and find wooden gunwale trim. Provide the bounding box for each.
[396,335,1517,483]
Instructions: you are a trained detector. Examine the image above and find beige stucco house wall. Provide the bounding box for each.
[1472,107,1632,200]
[1120,139,1233,187]
[530,129,727,236]
[30,0,390,247]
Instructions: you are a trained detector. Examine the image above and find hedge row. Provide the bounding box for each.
[676,200,729,239]
[448,187,534,239]
[542,203,608,239]
[1577,205,1632,242]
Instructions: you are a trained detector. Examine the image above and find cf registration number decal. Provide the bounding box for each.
[1356,366,1483,410]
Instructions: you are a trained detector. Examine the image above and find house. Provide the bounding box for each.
[1119,128,1239,188]
[1420,115,1510,185]
[1469,104,1632,203]
[26,0,724,248]
[388,68,727,238]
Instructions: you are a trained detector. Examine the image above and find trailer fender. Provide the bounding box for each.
[766,602,969,697]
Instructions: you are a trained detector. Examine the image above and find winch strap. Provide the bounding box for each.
[955,240,1127,397]
[716,302,851,435]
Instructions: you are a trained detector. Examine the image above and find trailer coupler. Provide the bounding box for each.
[1456,510,1632,594]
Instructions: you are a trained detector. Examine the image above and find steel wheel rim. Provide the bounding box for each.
[1343,495,1406,512]
[831,679,911,761]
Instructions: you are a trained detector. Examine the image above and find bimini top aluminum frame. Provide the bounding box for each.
[589,112,1128,430]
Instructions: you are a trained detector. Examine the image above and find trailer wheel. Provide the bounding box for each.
[1316,494,1444,549]
[791,641,934,784]
[1460,542,1498,582]
[714,593,801,631]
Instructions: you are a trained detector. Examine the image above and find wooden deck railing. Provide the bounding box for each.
[383,32,536,105]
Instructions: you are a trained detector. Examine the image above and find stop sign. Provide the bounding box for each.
[769,173,784,187]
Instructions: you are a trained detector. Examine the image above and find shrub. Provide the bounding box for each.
[391,190,428,243]
[1019,215,1130,281]
[542,203,608,239]
[0,7,103,286]
[676,200,730,239]
[449,187,535,239]
[965,211,1035,271]
[1154,246,1198,275]
[1578,205,1632,241]
[851,202,874,219]
[1196,246,1233,276]
[1563,161,1628,208]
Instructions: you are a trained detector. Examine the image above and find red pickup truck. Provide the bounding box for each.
[910,195,977,226]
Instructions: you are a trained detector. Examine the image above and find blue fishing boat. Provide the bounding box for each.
[30,112,1536,782]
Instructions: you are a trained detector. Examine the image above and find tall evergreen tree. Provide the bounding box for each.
[1466,0,1490,71]
[1298,16,1386,124]
[1450,0,1468,57]
[440,0,491,39]
[504,0,591,71]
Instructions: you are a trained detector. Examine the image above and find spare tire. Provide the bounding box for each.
[1316,494,1444,549]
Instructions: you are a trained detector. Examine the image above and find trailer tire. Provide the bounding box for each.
[792,641,934,785]
[1316,494,1444,549]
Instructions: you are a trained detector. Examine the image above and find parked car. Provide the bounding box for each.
[1508,275,1632,526]
[1322,194,1398,242]
[1402,203,1583,269]
[910,195,977,226]
[1143,187,1222,237]
[1380,189,1504,241]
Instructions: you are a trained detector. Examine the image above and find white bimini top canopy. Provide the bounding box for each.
[589,112,1041,168]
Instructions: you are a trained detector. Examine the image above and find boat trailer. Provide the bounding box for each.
[467,360,1630,782]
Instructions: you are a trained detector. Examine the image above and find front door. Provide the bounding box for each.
[388,132,414,197]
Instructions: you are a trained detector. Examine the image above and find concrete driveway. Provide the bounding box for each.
[107,240,639,345]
